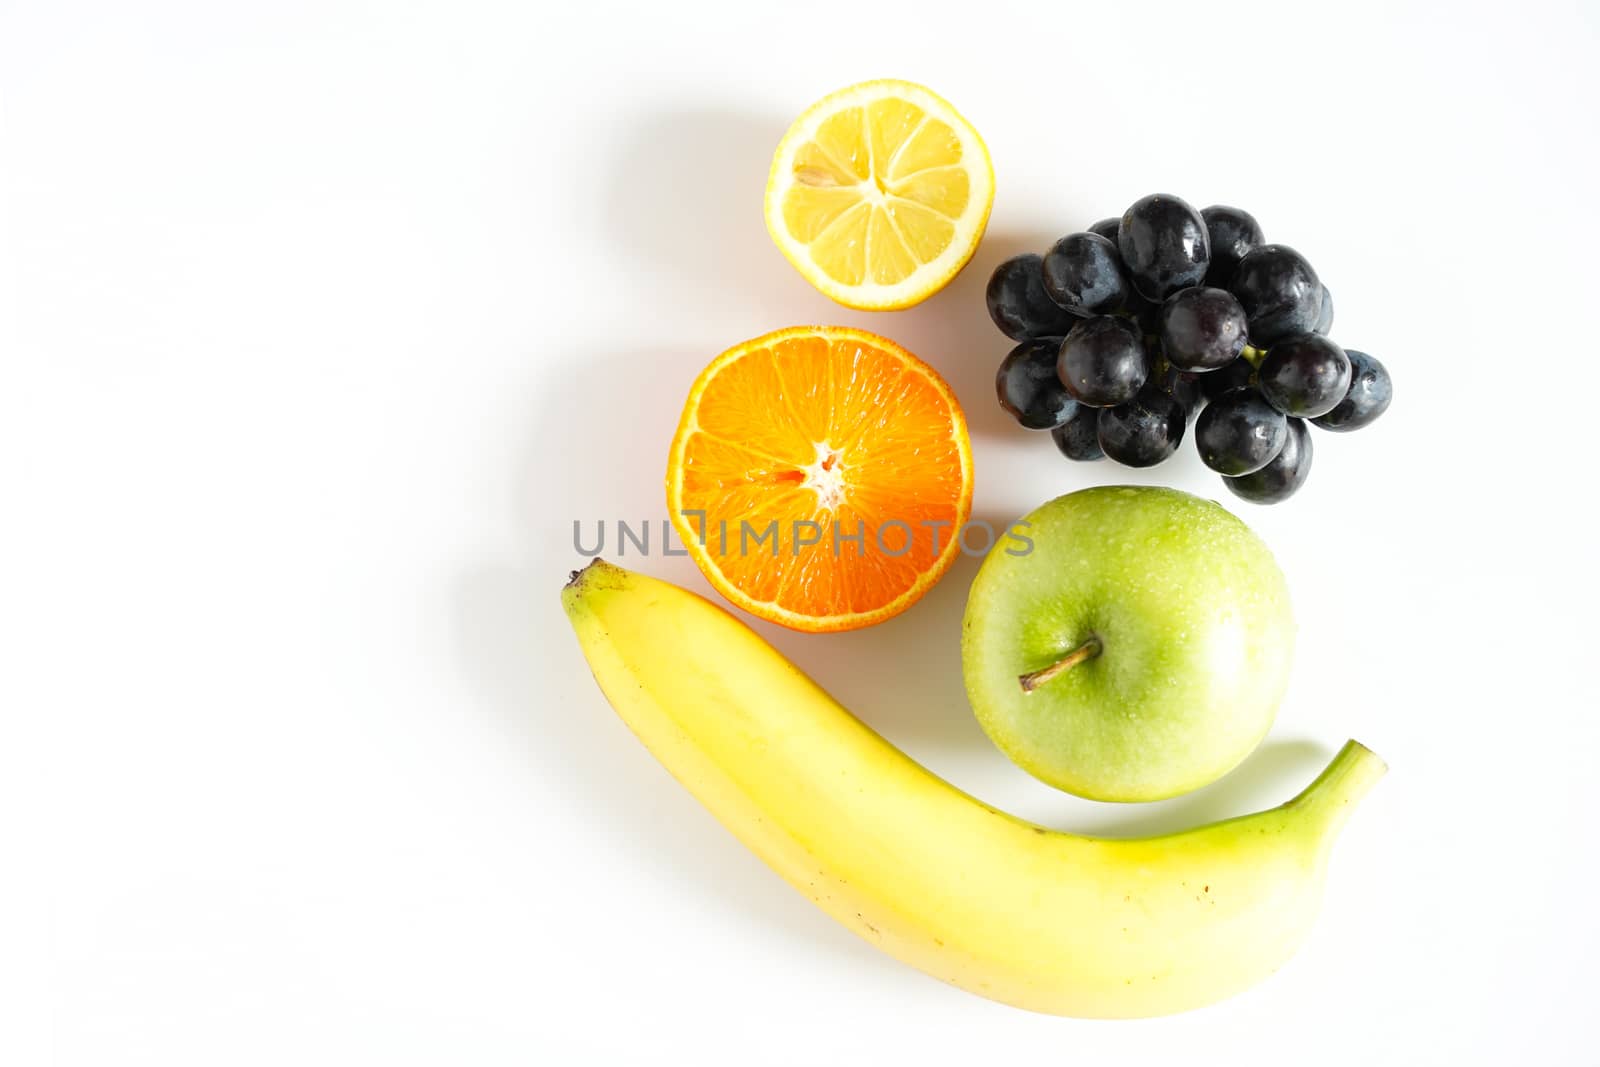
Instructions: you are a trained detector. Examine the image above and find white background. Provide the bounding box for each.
[8,1,1599,1063]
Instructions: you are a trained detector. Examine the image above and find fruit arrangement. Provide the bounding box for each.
[560,81,1389,1020]
[989,194,1394,503]
[565,560,1384,1019]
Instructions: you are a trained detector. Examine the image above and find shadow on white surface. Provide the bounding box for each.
[598,104,1074,443]
[1069,738,1332,839]
[602,108,784,301]
[880,227,1068,443]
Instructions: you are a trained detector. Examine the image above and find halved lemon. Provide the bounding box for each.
[765,80,995,311]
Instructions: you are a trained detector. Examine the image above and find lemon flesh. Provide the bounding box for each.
[766,80,994,310]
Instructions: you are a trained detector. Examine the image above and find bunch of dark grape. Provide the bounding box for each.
[988,194,1392,504]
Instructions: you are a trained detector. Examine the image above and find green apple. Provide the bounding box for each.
[962,486,1294,802]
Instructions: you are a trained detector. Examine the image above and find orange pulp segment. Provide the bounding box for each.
[666,326,973,632]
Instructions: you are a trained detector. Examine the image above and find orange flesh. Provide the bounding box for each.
[667,328,972,630]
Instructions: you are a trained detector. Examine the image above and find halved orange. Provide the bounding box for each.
[666,326,974,632]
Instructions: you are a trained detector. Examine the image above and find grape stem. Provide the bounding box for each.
[1018,636,1103,693]
[1241,344,1267,367]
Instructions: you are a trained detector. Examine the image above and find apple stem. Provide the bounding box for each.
[1018,636,1103,693]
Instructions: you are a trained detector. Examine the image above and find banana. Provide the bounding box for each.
[562,559,1384,1018]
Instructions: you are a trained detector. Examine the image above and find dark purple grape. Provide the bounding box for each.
[1056,316,1148,408]
[1119,290,1164,340]
[1259,333,1351,418]
[1042,233,1130,315]
[1224,417,1312,504]
[1195,388,1289,475]
[1150,357,1203,420]
[996,338,1077,429]
[1160,286,1248,370]
[1313,284,1334,335]
[986,253,1083,341]
[1198,355,1257,401]
[1230,245,1323,345]
[1311,349,1391,431]
[1097,388,1186,467]
[1050,405,1104,461]
[1088,217,1121,243]
[1117,194,1211,301]
[1200,205,1263,290]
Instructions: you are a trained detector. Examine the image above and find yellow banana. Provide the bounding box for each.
[562,559,1384,1018]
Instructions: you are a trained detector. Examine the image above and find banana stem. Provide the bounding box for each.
[1286,740,1388,838]
[1019,637,1103,693]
